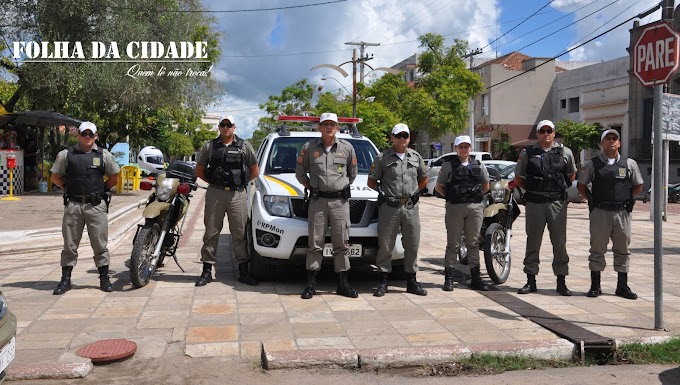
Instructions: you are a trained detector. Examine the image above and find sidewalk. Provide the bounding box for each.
[0,191,679,376]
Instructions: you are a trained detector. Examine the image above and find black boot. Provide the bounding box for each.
[300,270,317,299]
[237,262,259,286]
[442,267,454,291]
[373,272,389,297]
[615,272,638,300]
[336,271,359,298]
[587,271,601,297]
[406,273,428,296]
[53,266,73,295]
[470,267,489,291]
[98,265,113,292]
[195,263,212,287]
[556,275,572,296]
[517,274,537,294]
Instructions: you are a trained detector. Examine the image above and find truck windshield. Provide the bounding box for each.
[266,137,378,175]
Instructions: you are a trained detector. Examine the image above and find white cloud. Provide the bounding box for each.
[200,0,657,138]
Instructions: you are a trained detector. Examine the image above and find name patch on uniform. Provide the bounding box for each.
[618,168,627,178]
[92,158,101,166]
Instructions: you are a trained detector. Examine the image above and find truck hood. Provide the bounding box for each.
[258,173,377,199]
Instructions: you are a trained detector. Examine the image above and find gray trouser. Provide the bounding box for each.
[523,199,569,276]
[61,201,110,267]
[201,186,248,265]
[588,208,631,273]
[306,197,351,273]
[444,202,484,269]
[376,203,420,274]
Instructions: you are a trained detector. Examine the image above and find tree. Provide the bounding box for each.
[164,131,194,161]
[0,0,223,158]
[407,34,484,140]
[192,127,217,150]
[490,126,516,160]
[555,119,600,168]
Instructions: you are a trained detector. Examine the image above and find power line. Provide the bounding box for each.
[486,3,661,91]
[111,0,349,13]
[481,0,554,51]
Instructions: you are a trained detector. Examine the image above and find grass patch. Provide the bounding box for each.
[616,337,680,365]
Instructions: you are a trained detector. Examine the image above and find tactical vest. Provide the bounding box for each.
[591,156,631,204]
[65,145,106,196]
[445,158,484,204]
[206,136,248,188]
[524,146,570,193]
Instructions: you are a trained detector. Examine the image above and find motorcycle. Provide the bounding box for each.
[129,160,197,288]
[642,183,680,203]
[458,177,521,284]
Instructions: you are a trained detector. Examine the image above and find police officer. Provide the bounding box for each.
[514,120,577,296]
[195,115,260,286]
[368,123,428,297]
[50,122,120,295]
[435,135,490,292]
[296,112,358,299]
[577,129,643,300]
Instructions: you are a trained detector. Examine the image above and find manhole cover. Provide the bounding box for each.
[76,339,137,363]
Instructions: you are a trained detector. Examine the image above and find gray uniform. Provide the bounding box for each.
[515,142,577,276]
[296,137,358,272]
[369,147,426,274]
[197,138,258,265]
[437,158,490,269]
[578,153,643,273]
[51,145,120,267]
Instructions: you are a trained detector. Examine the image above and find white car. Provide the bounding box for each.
[246,120,405,280]
[424,151,493,195]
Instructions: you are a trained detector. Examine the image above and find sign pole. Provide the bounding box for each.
[653,84,664,330]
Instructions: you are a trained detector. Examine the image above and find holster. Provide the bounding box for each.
[101,190,112,213]
[63,194,69,207]
[310,188,319,200]
[626,198,635,213]
[341,185,351,200]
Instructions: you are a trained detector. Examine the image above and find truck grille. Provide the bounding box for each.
[290,198,378,225]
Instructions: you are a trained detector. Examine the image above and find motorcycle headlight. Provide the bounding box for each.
[491,189,505,203]
[156,178,175,201]
[263,195,292,217]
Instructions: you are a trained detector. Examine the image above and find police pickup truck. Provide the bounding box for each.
[246,115,405,280]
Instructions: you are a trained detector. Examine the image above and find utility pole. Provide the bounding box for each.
[345,41,380,83]
[462,48,484,147]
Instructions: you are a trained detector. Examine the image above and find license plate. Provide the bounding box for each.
[0,336,15,374]
[322,244,362,258]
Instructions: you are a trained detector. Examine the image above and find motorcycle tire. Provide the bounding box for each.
[484,222,511,284]
[130,222,161,288]
[670,193,680,204]
[458,235,469,265]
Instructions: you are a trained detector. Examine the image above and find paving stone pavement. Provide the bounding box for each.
[1,188,679,372]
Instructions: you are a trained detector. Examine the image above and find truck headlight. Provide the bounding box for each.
[263,195,292,217]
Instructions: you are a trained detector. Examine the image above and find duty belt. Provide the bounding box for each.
[316,190,344,199]
[594,202,627,211]
[384,196,418,209]
[211,185,244,192]
[524,191,566,203]
[68,195,99,204]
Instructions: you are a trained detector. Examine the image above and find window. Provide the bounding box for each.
[481,94,489,116]
[568,97,579,113]
[560,99,566,109]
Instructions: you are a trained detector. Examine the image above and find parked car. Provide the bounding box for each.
[246,117,404,280]
[0,290,16,384]
[424,151,493,195]
[642,183,680,203]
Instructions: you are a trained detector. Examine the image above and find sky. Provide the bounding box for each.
[202,0,662,138]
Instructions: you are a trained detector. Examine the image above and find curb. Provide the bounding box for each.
[6,362,92,381]
[0,199,145,256]
[262,339,576,370]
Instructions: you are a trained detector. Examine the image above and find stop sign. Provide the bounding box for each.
[633,21,680,87]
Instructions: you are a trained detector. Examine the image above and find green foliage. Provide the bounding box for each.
[192,128,217,150]
[555,119,600,166]
[164,131,194,160]
[0,0,223,159]
[490,126,515,160]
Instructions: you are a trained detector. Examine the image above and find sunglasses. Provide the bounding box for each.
[393,133,409,139]
[80,131,95,138]
[538,129,554,135]
[219,122,234,128]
